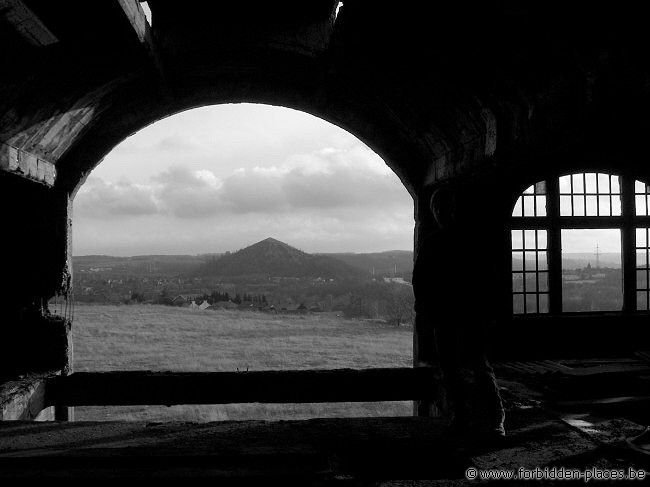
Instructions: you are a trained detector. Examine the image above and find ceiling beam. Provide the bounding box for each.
[116,0,168,88]
[0,0,57,46]
[0,143,56,187]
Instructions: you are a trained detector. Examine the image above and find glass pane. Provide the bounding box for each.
[525,272,537,292]
[535,195,546,217]
[561,229,622,312]
[572,174,584,193]
[537,230,548,250]
[523,185,535,194]
[512,230,523,249]
[526,294,537,313]
[586,195,598,216]
[636,195,647,216]
[573,196,585,216]
[637,250,648,268]
[636,228,647,248]
[512,196,523,217]
[539,294,549,313]
[524,230,536,249]
[535,181,546,194]
[611,176,621,194]
[538,272,548,292]
[512,274,524,292]
[559,175,571,194]
[636,180,646,193]
[597,173,610,193]
[585,173,597,193]
[598,195,610,216]
[560,195,572,216]
[611,195,622,216]
[523,195,535,216]
[637,292,648,311]
[538,252,548,271]
[512,252,523,271]
[513,294,524,314]
[637,270,648,290]
[525,251,537,270]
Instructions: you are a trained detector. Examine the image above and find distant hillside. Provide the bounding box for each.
[320,250,413,277]
[513,252,621,269]
[73,254,206,276]
[201,238,365,279]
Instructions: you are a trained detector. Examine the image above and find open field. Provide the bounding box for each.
[72,304,413,421]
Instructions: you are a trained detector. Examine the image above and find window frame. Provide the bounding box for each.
[511,173,650,315]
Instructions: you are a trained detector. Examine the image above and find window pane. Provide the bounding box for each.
[535,181,546,194]
[598,195,610,216]
[573,196,585,216]
[561,229,622,312]
[560,195,572,216]
[611,176,621,194]
[535,195,546,217]
[637,270,648,290]
[586,195,598,216]
[523,185,535,194]
[636,180,646,193]
[538,252,548,271]
[539,294,549,313]
[526,294,537,313]
[537,230,547,250]
[637,250,647,268]
[524,230,536,249]
[636,195,647,216]
[559,175,571,194]
[524,251,536,271]
[597,173,610,193]
[585,173,597,193]
[636,228,647,248]
[538,272,548,292]
[572,174,584,193]
[512,274,524,292]
[637,292,648,311]
[512,230,523,249]
[525,272,537,292]
[512,196,523,217]
[512,252,523,271]
[523,195,535,216]
[513,294,524,314]
[611,195,622,216]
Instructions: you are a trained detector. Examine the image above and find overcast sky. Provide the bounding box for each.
[72,104,414,256]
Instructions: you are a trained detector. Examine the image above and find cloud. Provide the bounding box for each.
[74,177,158,217]
[73,144,414,254]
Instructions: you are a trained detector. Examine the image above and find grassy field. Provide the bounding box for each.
[72,304,413,421]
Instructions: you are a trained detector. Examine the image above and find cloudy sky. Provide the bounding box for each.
[72,104,414,256]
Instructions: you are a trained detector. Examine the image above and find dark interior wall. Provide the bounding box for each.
[2,2,650,390]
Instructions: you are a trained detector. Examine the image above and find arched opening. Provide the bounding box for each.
[66,103,416,421]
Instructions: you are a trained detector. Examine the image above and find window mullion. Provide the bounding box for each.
[547,177,562,314]
[622,175,636,312]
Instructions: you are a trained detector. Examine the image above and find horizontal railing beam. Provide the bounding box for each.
[51,367,437,406]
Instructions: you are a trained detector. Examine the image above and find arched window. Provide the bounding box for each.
[511,173,650,314]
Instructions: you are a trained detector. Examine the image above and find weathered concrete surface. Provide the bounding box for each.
[0,372,55,420]
[0,407,644,481]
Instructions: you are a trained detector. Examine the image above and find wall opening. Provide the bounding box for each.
[67,103,415,422]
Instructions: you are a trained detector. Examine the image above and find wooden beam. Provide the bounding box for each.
[51,367,437,406]
[116,0,168,88]
[0,0,58,46]
[0,143,56,186]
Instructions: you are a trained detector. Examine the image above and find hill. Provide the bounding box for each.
[320,250,413,278]
[201,238,365,279]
